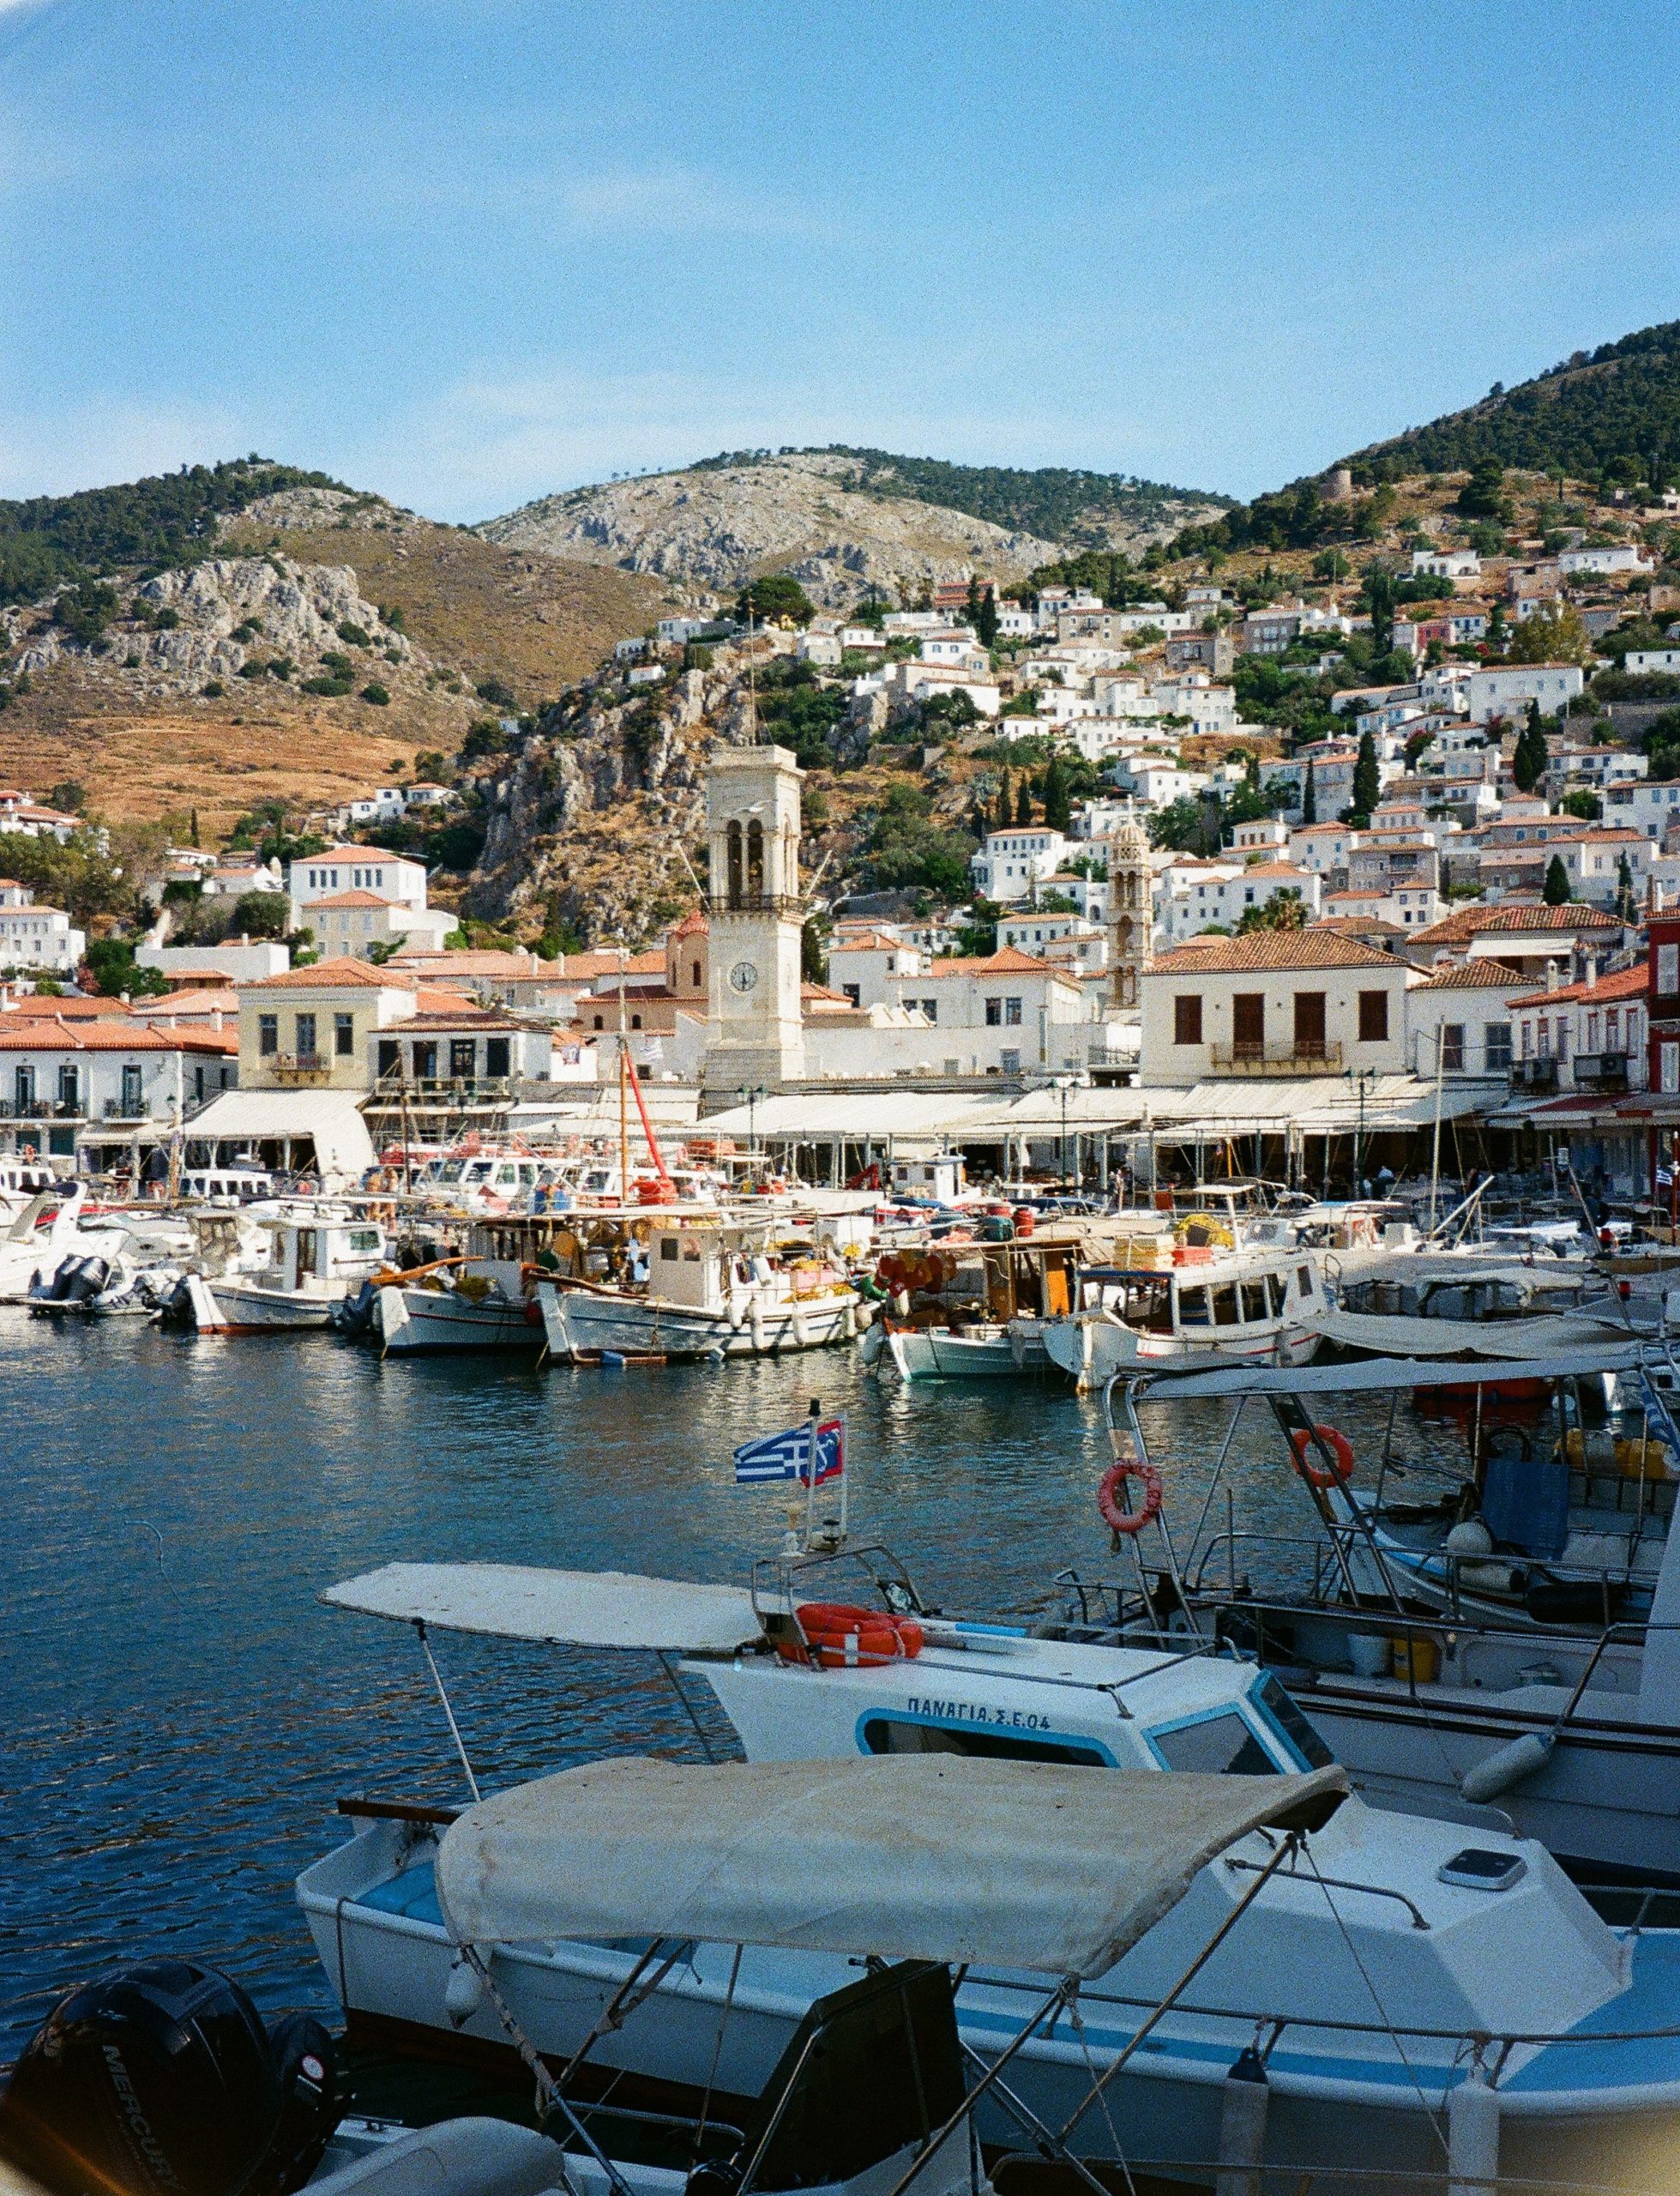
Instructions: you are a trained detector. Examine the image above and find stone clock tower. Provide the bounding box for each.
[702,742,806,1095]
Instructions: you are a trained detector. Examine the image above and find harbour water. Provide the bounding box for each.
[3,1316,1441,2060]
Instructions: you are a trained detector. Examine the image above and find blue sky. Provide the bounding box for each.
[2,0,1677,520]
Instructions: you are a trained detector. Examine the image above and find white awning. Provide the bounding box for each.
[1315,1306,1635,1360]
[322,1561,762,1652]
[1134,1342,1647,1399]
[434,1755,1347,1979]
[184,1089,376,1184]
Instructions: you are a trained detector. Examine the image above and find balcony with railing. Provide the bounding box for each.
[1510,1057,1559,1092]
[365,1073,517,1108]
[270,1052,331,1084]
[1573,1051,1641,1091]
[1207,1038,1344,1077]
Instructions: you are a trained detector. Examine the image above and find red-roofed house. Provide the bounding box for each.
[0,1013,238,1168]
[1142,929,1415,1084]
[1507,963,1649,1098]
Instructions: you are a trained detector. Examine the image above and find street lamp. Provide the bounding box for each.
[737,1083,766,1174]
[1052,1073,1075,1193]
[1346,1066,1372,1196]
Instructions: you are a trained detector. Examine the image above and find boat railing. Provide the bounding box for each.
[1222,1852,1432,1929]
[995,2163,1657,2196]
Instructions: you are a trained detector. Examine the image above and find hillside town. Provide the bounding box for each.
[3,462,1680,1217]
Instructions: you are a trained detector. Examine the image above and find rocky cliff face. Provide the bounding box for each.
[477,450,1069,609]
[4,556,416,696]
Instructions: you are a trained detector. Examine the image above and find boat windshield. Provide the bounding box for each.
[1249,1674,1335,1770]
[1141,1709,1275,1775]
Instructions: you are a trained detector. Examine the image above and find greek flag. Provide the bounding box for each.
[733,1416,846,1486]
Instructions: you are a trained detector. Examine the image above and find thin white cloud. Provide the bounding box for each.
[558,166,827,240]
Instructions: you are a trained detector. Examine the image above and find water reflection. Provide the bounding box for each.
[0,1315,1478,2055]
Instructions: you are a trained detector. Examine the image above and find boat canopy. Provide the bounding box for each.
[434,1754,1347,1980]
[1313,1306,1635,1360]
[1132,1342,1652,1402]
[321,1561,762,1653]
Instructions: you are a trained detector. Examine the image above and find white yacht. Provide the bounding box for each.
[298,1556,1680,2192]
[0,1184,134,1304]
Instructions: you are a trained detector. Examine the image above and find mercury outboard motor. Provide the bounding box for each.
[0,1961,341,2196]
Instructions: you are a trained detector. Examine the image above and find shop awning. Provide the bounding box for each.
[182,1088,376,1183]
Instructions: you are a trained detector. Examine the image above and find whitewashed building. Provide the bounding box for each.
[0,881,85,974]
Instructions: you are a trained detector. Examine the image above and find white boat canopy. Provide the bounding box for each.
[1133,1343,1650,1401]
[1313,1307,1636,1360]
[321,1562,763,1653]
[435,1754,1347,1980]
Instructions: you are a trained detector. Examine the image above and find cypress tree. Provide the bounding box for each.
[1302,764,1316,824]
[995,771,1012,830]
[1352,731,1381,821]
[1543,854,1570,905]
[1015,778,1033,827]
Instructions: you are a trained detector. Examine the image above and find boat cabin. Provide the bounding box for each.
[1079,1251,1321,1337]
[250,1215,388,1294]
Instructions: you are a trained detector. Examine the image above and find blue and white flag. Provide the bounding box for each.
[733,1415,845,1486]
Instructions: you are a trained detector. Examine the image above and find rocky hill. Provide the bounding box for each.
[0,474,669,842]
[477,448,1227,610]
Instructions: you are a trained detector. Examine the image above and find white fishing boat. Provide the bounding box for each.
[183,1210,389,1333]
[299,1556,1680,2192]
[870,1232,1087,1381]
[1039,1241,1326,1389]
[373,1258,546,1354]
[1093,1346,1680,1886]
[539,1213,859,1362]
[0,1154,56,1218]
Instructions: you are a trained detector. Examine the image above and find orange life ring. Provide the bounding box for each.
[1290,1425,1355,1490]
[778,1601,925,1670]
[1097,1460,1164,1536]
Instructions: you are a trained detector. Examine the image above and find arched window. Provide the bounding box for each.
[747,818,765,899]
[726,821,744,908]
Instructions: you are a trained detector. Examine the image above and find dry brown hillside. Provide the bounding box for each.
[220,505,667,703]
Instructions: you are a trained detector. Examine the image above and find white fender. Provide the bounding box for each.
[443,1952,487,2028]
[750,1307,767,1354]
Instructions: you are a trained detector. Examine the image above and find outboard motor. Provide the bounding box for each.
[68,1256,111,1305]
[0,1961,341,2196]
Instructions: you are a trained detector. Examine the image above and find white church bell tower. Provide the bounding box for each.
[703,743,806,1094]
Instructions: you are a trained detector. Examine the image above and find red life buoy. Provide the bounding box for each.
[778,1601,925,1669]
[1097,1460,1164,1536]
[1290,1425,1355,1490]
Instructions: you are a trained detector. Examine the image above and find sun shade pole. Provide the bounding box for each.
[955,2043,1121,2196]
[457,1945,628,2196]
[1052,1829,1303,2146]
[659,1649,723,1763]
[414,1619,481,1803]
[880,1977,1078,2196]
[557,1938,689,2093]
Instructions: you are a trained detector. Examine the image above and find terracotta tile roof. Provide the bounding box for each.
[243,956,415,990]
[306,890,400,908]
[930,945,1063,975]
[387,950,555,976]
[306,845,424,865]
[1149,930,1401,974]
[1411,902,1620,946]
[1509,964,1650,1009]
[1241,861,1312,880]
[4,996,130,1019]
[668,909,708,938]
[0,1017,235,1052]
[1412,959,1529,990]
[831,931,911,952]
[384,1010,527,1032]
[1311,916,1406,938]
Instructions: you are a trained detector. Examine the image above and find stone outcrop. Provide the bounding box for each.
[477,451,1067,610]
[3,557,415,697]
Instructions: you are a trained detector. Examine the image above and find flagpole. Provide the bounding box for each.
[804,1396,820,1552]
[838,1412,849,1544]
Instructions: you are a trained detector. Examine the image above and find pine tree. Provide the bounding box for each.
[1302,764,1316,825]
[1015,779,1033,827]
[1351,731,1380,822]
[1543,854,1571,906]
